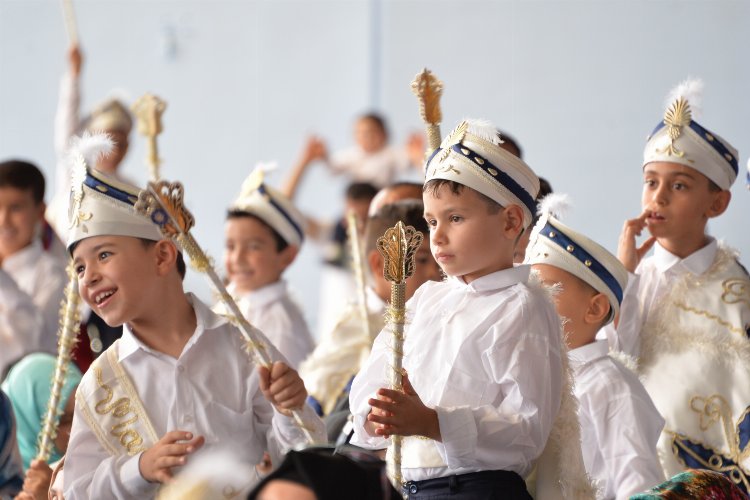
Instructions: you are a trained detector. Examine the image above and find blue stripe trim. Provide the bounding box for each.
[649,121,738,175]
[425,145,536,215]
[540,221,623,304]
[84,175,138,206]
[306,395,323,416]
[257,184,304,243]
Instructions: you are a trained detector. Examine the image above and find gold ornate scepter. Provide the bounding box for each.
[134,181,317,444]
[346,211,371,343]
[132,93,167,181]
[376,221,423,489]
[37,265,81,462]
[410,69,444,153]
[61,0,79,45]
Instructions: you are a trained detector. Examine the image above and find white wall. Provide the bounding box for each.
[1,0,748,336]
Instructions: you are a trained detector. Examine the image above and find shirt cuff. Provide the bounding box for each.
[120,453,155,496]
[434,406,478,468]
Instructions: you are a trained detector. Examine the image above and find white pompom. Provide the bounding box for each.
[68,132,114,166]
[465,118,503,146]
[665,77,704,119]
[537,192,572,219]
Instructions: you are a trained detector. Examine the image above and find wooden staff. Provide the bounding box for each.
[61,0,79,46]
[134,180,318,444]
[376,221,423,489]
[346,211,371,343]
[132,94,167,181]
[37,265,81,462]
[410,69,444,152]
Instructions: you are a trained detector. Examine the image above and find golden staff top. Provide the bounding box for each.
[410,69,444,152]
[346,211,371,343]
[376,221,423,489]
[134,180,318,444]
[132,94,167,182]
[37,265,81,462]
[61,0,79,45]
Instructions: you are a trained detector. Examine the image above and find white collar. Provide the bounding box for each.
[569,339,609,370]
[119,293,227,361]
[2,240,43,273]
[447,264,531,293]
[652,238,717,275]
[233,280,288,309]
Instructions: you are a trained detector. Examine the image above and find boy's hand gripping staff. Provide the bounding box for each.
[346,211,371,344]
[411,69,444,153]
[132,93,167,182]
[37,265,81,462]
[376,221,423,489]
[135,180,318,444]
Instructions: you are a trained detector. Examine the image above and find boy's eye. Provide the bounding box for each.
[449,215,462,223]
[75,265,85,275]
[673,182,686,190]
[98,251,111,260]
[644,179,656,187]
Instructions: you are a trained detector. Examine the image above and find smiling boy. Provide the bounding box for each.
[349,119,564,499]
[608,80,750,489]
[63,138,324,499]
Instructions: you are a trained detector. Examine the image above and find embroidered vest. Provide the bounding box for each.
[639,245,750,492]
[76,340,158,457]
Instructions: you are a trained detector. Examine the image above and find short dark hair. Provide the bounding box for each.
[345,182,378,202]
[226,210,289,252]
[423,179,502,215]
[359,112,389,141]
[364,200,428,254]
[0,160,45,203]
[139,239,186,280]
[496,130,523,159]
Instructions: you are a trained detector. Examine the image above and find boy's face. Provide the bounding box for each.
[641,161,727,245]
[533,263,599,348]
[73,236,156,327]
[406,238,442,299]
[0,187,44,260]
[423,184,517,283]
[224,217,296,294]
[355,118,386,154]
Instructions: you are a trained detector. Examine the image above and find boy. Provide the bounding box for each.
[610,79,750,488]
[349,119,563,498]
[0,160,67,373]
[526,198,665,498]
[218,168,314,369]
[63,138,325,499]
[300,200,440,426]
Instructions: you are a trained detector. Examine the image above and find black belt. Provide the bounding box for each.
[402,470,531,499]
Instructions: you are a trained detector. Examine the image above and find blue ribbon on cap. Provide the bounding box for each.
[540,221,623,304]
[84,173,139,206]
[257,184,304,243]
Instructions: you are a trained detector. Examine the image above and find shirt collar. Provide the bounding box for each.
[652,237,717,275]
[447,264,531,293]
[230,280,288,309]
[569,339,610,370]
[118,293,228,361]
[365,286,387,314]
[2,240,43,273]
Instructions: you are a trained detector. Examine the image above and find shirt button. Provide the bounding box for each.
[178,365,185,373]
[409,484,418,494]
[184,414,193,423]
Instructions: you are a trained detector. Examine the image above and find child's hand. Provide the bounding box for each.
[258,362,307,416]
[617,209,656,273]
[138,431,205,484]
[17,459,52,500]
[68,45,83,77]
[300,136,328,165]
[367,372,441,441]
[406,132,426,168]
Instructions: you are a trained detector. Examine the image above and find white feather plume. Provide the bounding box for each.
[465,118,503,146]
[665,77,704,119]
[537,192,572,219]
[68,132,114,166]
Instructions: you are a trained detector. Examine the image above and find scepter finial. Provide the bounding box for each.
[411,69,444,152]
[132,93,167,181]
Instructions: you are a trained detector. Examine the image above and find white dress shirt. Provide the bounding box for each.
[217,281,314,370]
[570,340,665,499]
[64,294,325,499]
[603,238,717,358]
[0,241,67,373]
[329,145,413,188]
[350,265,563,481]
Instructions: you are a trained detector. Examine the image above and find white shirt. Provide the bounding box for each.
[603,239,717,357]
[570,340,665,499]
[329,145,412,188]
[64,294,325,499]
[0,241,67,373]
[218,281,314,370]
[350,266,563,481]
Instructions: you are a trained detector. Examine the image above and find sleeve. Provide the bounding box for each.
[33,264,69,355]
[592,390,665,499]
[433,303,564,472]
[63,393,159,499]
[0,270,45,359]
[602,272,643,358]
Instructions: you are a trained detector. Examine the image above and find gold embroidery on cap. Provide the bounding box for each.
[657,97,691,158]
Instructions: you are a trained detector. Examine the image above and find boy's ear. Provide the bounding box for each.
[584,292,611,326]
[154,240,179,277]
[706,189,731,219]
[35,201,46,222]
[367,248,383,275]
[279,245,299,269]
[502,205,525,240]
